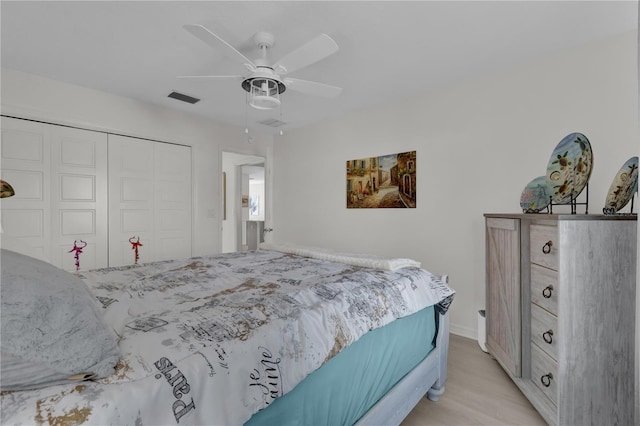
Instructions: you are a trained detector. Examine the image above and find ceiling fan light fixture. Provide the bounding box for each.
[244,77,284,110]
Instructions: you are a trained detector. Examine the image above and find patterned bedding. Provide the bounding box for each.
[1,249,454,425]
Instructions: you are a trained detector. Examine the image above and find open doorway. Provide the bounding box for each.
[221,152,266,253]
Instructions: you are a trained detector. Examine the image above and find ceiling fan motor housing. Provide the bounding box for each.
[241,67,286,95]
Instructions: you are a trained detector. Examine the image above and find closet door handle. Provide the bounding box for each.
[543,330,554,344]
[540,373,553,387]
[542,285,553,298]
[542,240,553,254]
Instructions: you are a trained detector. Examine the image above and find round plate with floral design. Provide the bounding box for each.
[545,133,593,204]
[520,176,550,213]
[604,156,638,213]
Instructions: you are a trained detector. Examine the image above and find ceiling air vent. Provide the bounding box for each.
[259,118,287,127]
[168,91,200,104]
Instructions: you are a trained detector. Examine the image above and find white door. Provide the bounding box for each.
[154,142,192,261]
[0,117,108,271]
[51,125,108,270]
[1,117,52,261]
[109,134,191,266]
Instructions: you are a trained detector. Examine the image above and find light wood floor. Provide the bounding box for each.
[401,334,547,426]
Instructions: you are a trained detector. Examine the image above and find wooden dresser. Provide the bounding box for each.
[484,214,637,426]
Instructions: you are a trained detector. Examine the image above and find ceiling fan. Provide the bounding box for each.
[181,24,343,110]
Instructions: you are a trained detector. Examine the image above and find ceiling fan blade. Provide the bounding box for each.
[284,78,342,98]
[184,24,255,70]
[177,75,243,80]
[272,34,338,75]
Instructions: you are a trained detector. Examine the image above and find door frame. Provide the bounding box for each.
[220,150,270,253]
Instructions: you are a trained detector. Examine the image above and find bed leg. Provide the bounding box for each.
[427,384,445,401]
[427,310,450,402]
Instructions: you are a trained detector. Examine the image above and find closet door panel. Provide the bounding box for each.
[109,136,191,266]
[108,135,155,266]
[2,170,44,199]
[0,117,51,262]
[2,210,44,237]
[1,123,46,163]
[51,126,107,270]
[154,142,191,261]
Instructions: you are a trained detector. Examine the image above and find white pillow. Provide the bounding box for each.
[0,249,121,391]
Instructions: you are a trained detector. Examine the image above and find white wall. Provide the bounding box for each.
[273,31,639,338]
[1,68,273,256]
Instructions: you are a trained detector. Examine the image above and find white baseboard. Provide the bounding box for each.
[449,323,476,340]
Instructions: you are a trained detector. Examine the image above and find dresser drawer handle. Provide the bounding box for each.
[543,330,554,344]
[542,285,553,298]
[540,373,553,387]
[542,240,553,254]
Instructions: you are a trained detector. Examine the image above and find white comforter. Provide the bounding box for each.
[1,249,453,425]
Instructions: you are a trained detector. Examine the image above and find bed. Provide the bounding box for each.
[0,243,454,425]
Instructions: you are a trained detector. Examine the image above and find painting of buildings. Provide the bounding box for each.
[346,151,416,208]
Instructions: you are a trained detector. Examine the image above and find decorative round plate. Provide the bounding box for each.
[545,133,593,204]
[520,176,550,213]
[604,156,638,213]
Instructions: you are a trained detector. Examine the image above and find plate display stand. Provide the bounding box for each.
[603,194,635,215]
[548,183,589,214]
[523,206,550,214]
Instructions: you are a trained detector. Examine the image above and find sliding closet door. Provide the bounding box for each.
[0,117,108,270]
[50,126,108,270]
[154,142,192,261]
[0,117,52,261]
[108,135,155,266]
[108,134,191,267]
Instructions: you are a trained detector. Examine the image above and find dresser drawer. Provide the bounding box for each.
[531,342,558,406]
[530,264,558,315]
[531,303,558,360]
[530,224,558,270]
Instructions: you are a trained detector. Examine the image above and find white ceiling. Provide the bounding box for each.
[1,1,637,134]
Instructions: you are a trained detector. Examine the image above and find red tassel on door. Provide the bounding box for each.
[129,236,143,264]
[68,240,87,271]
